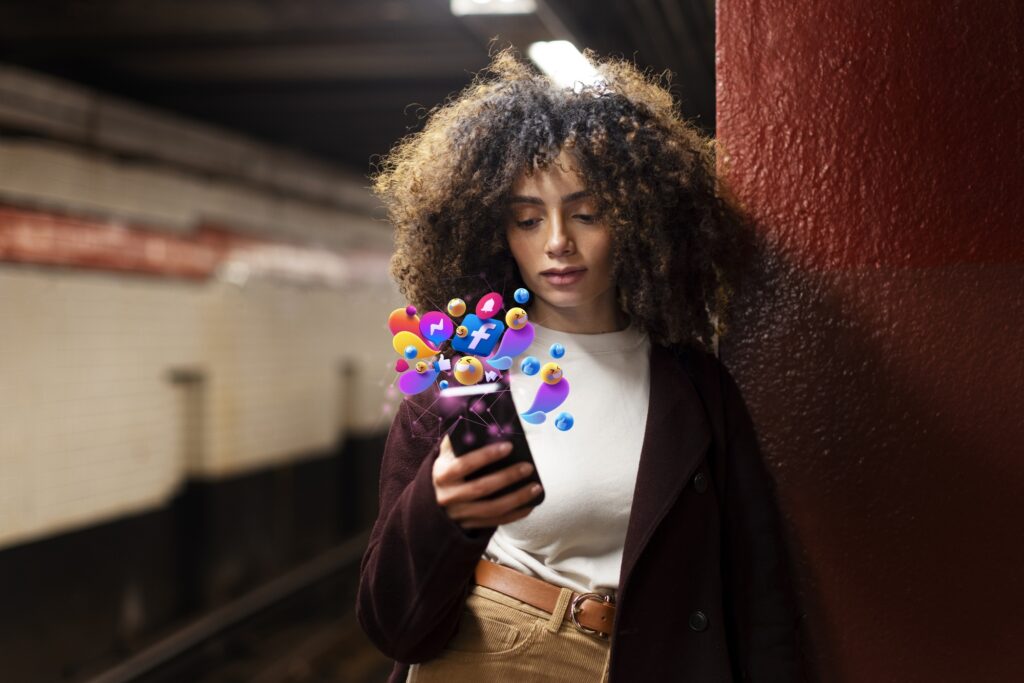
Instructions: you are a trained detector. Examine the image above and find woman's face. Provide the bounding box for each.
[503,150,622,333]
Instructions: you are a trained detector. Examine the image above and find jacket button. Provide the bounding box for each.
[688,610,708,631]
[692,472,708,493]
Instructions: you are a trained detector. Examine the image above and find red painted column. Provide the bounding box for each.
[716,2,1023,681]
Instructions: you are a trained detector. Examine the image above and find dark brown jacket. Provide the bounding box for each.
[357,343,806,682]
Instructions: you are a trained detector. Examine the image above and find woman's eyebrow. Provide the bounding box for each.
[508,190,591,205]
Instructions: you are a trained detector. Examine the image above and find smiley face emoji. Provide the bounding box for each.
[453,356,484,385]
[540,362,563,385]
[414,360,429,374]
[505,307,528,330]
[455,325,468,338]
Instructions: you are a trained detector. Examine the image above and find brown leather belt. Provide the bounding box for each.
[473,559,615,638]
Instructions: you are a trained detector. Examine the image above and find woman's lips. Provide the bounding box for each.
[541,269,586,286]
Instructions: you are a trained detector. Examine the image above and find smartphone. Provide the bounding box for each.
[440,375,544,509]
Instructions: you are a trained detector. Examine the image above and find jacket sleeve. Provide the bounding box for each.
[355,390,497,663]
[717,359,807,682]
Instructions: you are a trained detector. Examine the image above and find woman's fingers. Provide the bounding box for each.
[446,479,543,523]
[432,433,542,530]
[434,438,513,487]
[436,459,534,507]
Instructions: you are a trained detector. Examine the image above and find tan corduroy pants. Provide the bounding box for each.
[406,584,612,683]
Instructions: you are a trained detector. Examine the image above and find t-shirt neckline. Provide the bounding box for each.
[528,319,648,354]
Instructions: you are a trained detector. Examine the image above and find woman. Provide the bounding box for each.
[357,47,805,682]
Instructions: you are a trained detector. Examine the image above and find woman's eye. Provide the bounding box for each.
[574,214,595,223]
[515,218,539,228]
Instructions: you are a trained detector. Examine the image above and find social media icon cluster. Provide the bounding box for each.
[386,287,573,430]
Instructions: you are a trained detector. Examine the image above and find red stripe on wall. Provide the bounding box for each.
[0,207,259,279]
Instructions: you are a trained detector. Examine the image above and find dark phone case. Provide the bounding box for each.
[446,378,545,509]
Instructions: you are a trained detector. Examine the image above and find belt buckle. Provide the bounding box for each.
[569,592,612,638]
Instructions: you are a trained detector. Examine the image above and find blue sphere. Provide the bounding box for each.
[549,343,565,359]
[554,412,574,431]
[520,356,541,376]
[513,288,530,304]
[403,345,418,360]
[438,379,449,390]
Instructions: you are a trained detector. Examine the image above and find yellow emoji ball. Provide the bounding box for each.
[454,356,484,385]
[505,307,528,330]
[414,361,429,374]
[455,325,468,338]
[447,298,467,317]
[540,362,563,385]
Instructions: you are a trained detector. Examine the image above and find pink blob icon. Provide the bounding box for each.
[475,292,504,320]
[398,365,439,395]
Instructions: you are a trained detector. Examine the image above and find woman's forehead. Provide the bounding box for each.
[510,150,586,193]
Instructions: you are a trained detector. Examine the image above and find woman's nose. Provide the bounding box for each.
[545,214,574,255]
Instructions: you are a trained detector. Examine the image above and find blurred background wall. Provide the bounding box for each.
[0,64,405,682]
[0,67,398,547]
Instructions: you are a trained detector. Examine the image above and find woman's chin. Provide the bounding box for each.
[533,291,589,312]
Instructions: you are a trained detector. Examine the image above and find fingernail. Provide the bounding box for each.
[500,442,513,453]
[531,484,542,493]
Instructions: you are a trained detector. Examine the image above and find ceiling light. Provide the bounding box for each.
[527,40,604,91]
[450,0,537,16]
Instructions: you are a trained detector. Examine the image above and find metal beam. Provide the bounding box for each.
[0,64,381,213]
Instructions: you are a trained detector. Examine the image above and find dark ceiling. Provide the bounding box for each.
[0,0,715,176]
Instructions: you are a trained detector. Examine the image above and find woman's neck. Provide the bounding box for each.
[527,298,630,334]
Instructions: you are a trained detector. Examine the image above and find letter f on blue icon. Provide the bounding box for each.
[451,314,505,356]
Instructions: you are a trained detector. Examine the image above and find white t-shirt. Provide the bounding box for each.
[482,320,652,598]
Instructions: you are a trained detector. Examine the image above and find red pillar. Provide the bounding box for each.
[716,2,1023,680]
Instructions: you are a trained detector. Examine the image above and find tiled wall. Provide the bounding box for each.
[0,265,401,549]
[0,74,403,553]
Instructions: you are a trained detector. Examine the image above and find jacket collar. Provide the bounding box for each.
[619,343,712,591]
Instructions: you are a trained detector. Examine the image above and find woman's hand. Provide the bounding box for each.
[433,433,542,530]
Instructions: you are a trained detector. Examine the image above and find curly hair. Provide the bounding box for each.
[370,46,754,352]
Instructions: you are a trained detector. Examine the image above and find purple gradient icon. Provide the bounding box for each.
[419,311,455,347]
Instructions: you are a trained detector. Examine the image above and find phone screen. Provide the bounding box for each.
[440,377,544,508]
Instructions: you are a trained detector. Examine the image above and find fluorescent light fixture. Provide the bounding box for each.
[528,40,605,91]
[451,0,537,16]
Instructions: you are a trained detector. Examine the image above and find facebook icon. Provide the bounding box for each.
[451,314,505,357]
